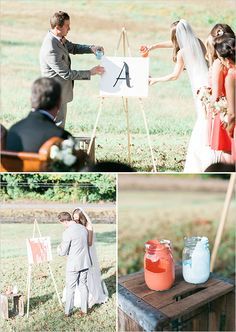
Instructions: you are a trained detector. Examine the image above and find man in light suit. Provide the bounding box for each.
[40,11,104,128]
[57,212,92,317]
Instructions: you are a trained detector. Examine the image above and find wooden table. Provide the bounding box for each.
[0,293,24,319]
[118,265,235,331]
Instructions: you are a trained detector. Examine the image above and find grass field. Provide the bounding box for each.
[0,223,116,332]
[118,176,235,278]
[1,0,235,171]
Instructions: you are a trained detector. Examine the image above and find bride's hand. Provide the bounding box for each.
[149,78,158,86]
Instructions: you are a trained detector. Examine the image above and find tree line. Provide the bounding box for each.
[0,174,116,202]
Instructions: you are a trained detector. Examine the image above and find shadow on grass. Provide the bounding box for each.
[104,271,116,298]
[101,266,112,274]
[26,292,54,311]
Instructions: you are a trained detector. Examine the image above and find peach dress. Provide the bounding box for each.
[226,68,236,161]
[209,60,231,153]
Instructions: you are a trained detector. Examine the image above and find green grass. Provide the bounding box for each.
[118,186,235,278]
[0,223,116,332]
[1,0,235,170]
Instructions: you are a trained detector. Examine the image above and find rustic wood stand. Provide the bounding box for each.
[118,265,235,331]
[0,293,24,319]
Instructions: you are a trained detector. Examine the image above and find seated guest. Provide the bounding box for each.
[6,77,71,152]
[0,124,7,150]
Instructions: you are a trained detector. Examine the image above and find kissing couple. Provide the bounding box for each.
[57,208,108,317]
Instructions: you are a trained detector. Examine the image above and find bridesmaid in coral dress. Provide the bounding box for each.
[205,24,235,159]
[215,38,236,163]
[209,59,231,154]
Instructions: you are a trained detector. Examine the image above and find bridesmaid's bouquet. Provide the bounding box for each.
[197,87,228,123]
[212,97,228,124]
[49,137,89,171]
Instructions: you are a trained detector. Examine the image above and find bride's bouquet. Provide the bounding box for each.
[196,86,212,117]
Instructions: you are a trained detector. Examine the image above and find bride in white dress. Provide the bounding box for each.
[62,208,108,310]
[149,19,219,172]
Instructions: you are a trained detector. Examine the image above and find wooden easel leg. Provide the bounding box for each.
[26,265,32,318]
[210,173,236,271]
[138,98,157,172]
[48,264,63,307]
[122,97,131,164]
[88,97,104,156]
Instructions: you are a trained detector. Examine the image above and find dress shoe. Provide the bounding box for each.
[64,313,72,318]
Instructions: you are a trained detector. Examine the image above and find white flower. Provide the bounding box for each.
[213,97,228,113]
[50,138,79,169]
[55,151,63,161]
[61,137,75,149]
[63,154,77,166]
[197,86,211,102]
[50,145,60,159]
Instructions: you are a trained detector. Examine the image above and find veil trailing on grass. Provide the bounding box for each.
[176,19,209,112]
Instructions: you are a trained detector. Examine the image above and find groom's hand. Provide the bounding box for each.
[90,65,105,76]
[90,45,104,54]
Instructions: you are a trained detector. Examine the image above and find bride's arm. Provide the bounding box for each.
[148,41,173,51]
[149,51,184,85]
[225,71,235,138]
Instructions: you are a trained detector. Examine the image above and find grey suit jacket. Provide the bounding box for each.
[58,223,92,272]
[39,31,93,104]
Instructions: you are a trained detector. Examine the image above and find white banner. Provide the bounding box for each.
[100,56,149,98]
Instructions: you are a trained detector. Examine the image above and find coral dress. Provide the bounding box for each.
[227,68,236,162]
[209,61,231,153]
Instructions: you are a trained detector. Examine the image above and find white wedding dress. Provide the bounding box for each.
[62,234,108,309]
[176,20,220,172]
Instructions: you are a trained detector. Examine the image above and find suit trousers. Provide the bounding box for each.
[65,268,89,315]
[55,103,67,128]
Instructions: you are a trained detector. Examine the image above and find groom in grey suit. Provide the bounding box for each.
[57,212,92,316]
[40,11,104,128]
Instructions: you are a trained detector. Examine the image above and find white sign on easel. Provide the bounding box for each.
[88,27,157,171]
[100,57,149,98]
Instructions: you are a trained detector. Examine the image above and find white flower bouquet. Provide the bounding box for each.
[196,86,212,116]
[197,87,228,122]
[49,137,89,171]
[212,96,228,124]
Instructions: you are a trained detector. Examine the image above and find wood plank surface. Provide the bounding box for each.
[161,281,233,319]
[142,278,221,309]
[119,268,235,331]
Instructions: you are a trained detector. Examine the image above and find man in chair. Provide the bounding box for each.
[6,77,71,152]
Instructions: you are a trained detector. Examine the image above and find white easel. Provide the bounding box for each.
[88,27,157,171]
[210,173,236,272]
[26,219,62,317]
